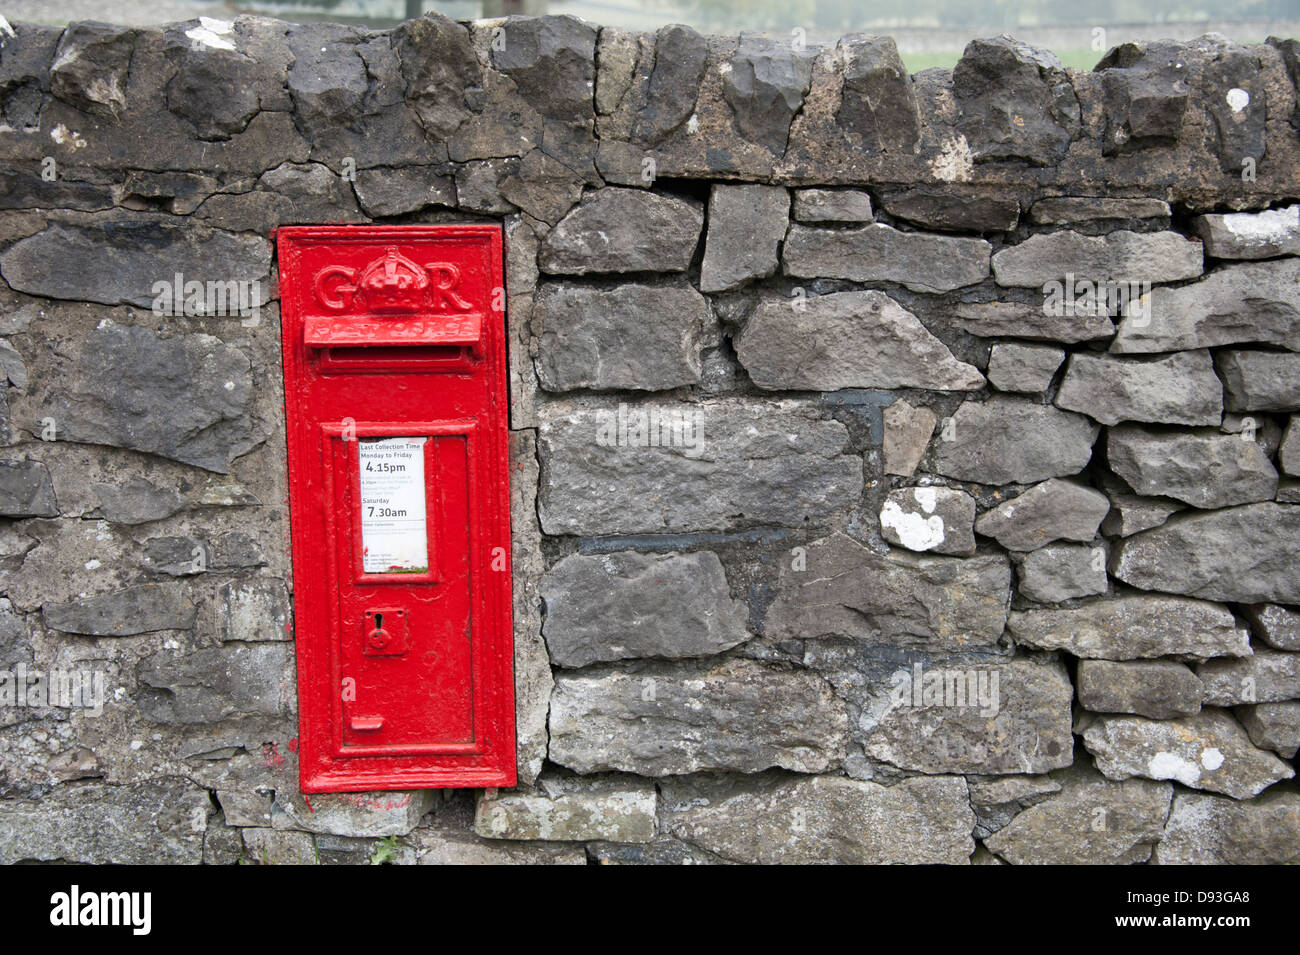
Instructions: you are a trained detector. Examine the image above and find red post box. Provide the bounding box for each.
[277,225,515,793]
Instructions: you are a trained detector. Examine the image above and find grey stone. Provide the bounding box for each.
[143,535,206,576]
[1193,204,1300,259]
[1077,659,1204,719]
[536,399,862,535]
[44,583,196,636]
[764,532,1010,650]
[412,826,585,865]
[548,658,848,776]
[497,150,586,225]
[1081,709,1294,799]
[454,159,519,215]
[878,187,1020,232]
[625,25,711,145]
[216,790,273,828]
[1154,788,1300,864]
[1030,197,1171,224]
[1107,426,1278,509]
[0,339,27,389]
[0,220,270,309]
[0,778,208,864]
[791,188,872,222]
[352,166,455,217]
[1111,258,1300,353]
[1216,350,1300,412]
[928,397,1099,485]
[136,644,293,723]
[783,222,991,293]
[538,188,703,274]
[662,773,973,865]
[533,282,709,392]
[50,22,134,119]
[1112,503,1300,604]
[1098,474,1183,537]
[0,460,57,517]
[510,430,551,786]
[541,550,748,667]
[862,656,1075,775]
[1197,651,1300,706]
[736,290,984,392]
[699,184,788,292]
[722,34,814,155]
[241,828,316,865]
[1017,543,1109,602]
[984,766,1172,864]
[834,34,921,153]
[286,24,369,141]
[879,486,976,556]
[1242,604,1300,651]
[32,323,262,472]
[1055,350,1224,426]
[272,789,435,838]
[87,478,185,524]
[951,300,1115,343]
[991,230,1203,288]
[967,774,1063,808]
[1237,702,1300,758]
[220,579,291,643]
[474,775,656,842]
[490,15,597,127]
[975,478,1110,551]
[1281,418,1300,476]
[1008,596,1249,660]
[953,36,1079,166]
[987,343,1064,393]
[883,399,936,477]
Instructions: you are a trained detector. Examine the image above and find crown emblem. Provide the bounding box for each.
[313,247,473,314]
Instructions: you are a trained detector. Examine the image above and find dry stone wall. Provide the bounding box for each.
[0,12,1298,864]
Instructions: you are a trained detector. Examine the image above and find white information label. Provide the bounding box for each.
[358,437,429,574]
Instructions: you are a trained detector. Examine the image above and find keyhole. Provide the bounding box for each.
[373,613,383,630]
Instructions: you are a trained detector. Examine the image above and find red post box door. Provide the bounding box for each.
[278,225,515,793]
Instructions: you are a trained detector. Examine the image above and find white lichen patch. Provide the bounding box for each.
[185,17,236,51]
[880,499,946,551]
[1148,751,1202,786]
[931,134,973,183]
[1225,87,1250,113]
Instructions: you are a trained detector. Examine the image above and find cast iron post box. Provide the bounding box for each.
[277,225,515,793]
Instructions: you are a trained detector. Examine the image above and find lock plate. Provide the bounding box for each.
[363,608,408,657]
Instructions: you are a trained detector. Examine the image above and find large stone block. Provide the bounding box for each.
[951,300,1114,343]
[859,655,1075,775]
[1193,204,1300,259]
[1196,651,1300,706]
[1080,710,1294,799]
[782,222,991,293]
[136,644,293,723]
[1153,788,1300,864]
[879,486,976,556]
[541,550,749,667]
[1110,259,1300,353]
[1242,603,1300,651]
[992,229,1202,288]
[1055,350,1223,426]
[538,188,703,274]
[764,532,1010,650]
[662,773,973,864]
[1008,596,1249,660]
[272,789,435,838]
[735,290,983,392]
[1076,659,1204,719]
[0,220,270,309]
[1215,350,1300,412]
[1110,503,1300,603]
[974,478,1109,552]
[0,778,208,864]
[548,658,848,776]
[699,184,788,292]
[1237,702,1300,758]
[533,282,710,391]
[536,399,862,535]
[984,766,1172,865]
[44,583,196,636]
[25,322,262,472]
[474,775,656,842]
[0,460,58,518]
[927,397,1099,485]
[1107,426,1278,509]
[1016,543,1109,603]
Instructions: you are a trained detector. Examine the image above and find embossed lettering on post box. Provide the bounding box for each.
[278,225,515,793]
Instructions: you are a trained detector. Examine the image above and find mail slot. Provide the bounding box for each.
[277,225,515,793]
